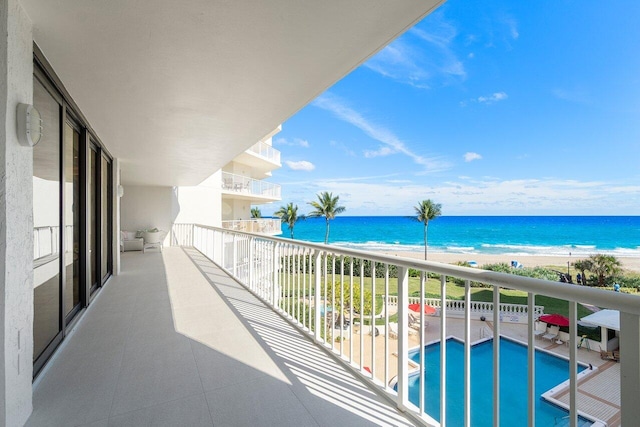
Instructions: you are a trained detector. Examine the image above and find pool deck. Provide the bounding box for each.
[345,315,618,426]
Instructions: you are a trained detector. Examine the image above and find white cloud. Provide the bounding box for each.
[280,177,640,216]
[504,17,519,40]
[363,14,465,89]
[463,92,508,106]
[464,152,482,162]
[478,92,508,103]
[329,140,355,157]
[313,93,451,173]
[364,146,395,158]
[285,160,315,171]
[275,138,309,147]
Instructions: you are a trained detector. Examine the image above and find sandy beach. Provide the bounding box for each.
[382,251,640,273]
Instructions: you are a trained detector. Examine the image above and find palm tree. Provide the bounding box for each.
[307,192,346,244]
[412,199,442,260]
[573,259,592,285]
[250,207,261,218]
[588,254,622,286]
[274,203,303,239]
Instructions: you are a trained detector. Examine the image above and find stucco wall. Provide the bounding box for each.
[0,0,34,424]
[120,186,176,245]
[174,171,222,227]
[121,174,222,247]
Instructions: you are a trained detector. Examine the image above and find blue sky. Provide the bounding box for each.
[265,0,640,216]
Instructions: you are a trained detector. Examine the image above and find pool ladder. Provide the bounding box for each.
[480,325,493,339]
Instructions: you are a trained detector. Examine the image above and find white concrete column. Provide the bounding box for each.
[0,0,34,424]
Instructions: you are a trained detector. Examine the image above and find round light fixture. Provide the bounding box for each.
[17,103,43,147]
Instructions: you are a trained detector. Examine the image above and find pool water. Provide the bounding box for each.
[403,338,591,427]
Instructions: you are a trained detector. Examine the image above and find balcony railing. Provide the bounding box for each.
[221,171,281,199]
[33,225,73,261]
[171,224,640,427]
[221,219,282,235]
[247,140,281,165]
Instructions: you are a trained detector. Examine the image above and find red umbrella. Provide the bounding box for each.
[408,303,436,315]
[539,314,569,327]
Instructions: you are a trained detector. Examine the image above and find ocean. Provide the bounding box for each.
[278,216,640,257]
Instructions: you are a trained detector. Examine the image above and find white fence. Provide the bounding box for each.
[385,295,544,323]
[171,223,640,427]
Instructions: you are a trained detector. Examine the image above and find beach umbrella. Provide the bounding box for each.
[539,313,570,327]
[408,303,436,315]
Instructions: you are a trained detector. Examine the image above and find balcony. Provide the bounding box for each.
[27,225,640,427]
[221,219,282,235]
[221,171,281,202]
[232,141,282,177]
[169,224,640,427]
[27,246,415,426]
[247,140,282,165]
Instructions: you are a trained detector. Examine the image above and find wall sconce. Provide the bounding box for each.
[17,103,43,147]
[117,185,124,197]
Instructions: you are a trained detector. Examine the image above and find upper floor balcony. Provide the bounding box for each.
[221,218,282,235]
[232,141,282,177]
[221,171,281,202]
[27,224,640,427]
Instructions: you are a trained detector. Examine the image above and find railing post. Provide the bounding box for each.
[492,285,500,427]
[620,312,640,427]
[272,242,280,308]
[397,265,409,411]
[314,250,322,343]
[232,234,237,277]
[220,230,225,269]
[528,293,536,427]
[569,301,577,427]
[249,237,255,290]
[464,280,471,427]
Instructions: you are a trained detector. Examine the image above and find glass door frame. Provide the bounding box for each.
[86,142,100,297]
[33,66,64,375]
[62,115,84,326]
[101,154,113,285]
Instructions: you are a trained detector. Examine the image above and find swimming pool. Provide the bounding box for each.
[402,338,592,427]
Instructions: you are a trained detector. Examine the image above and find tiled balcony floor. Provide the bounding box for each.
[27,247,415,427]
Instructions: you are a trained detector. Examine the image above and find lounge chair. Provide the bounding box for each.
[388,322,398,339]
[557,331,571,346]
[534,321,547,339]
[599,346,617,361]
[408,313,428,331]
[542,325,559,341]
[613,350,620,362]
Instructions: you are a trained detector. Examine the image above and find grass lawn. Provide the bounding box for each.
[282,270,596,319]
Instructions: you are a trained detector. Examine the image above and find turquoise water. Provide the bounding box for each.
[280,216,640,256]
[402,338,590,427]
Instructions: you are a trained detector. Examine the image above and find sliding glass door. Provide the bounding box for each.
[32,63,114,375]
[32,77,62,364]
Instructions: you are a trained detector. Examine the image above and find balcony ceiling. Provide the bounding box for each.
[22,0,443,186]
